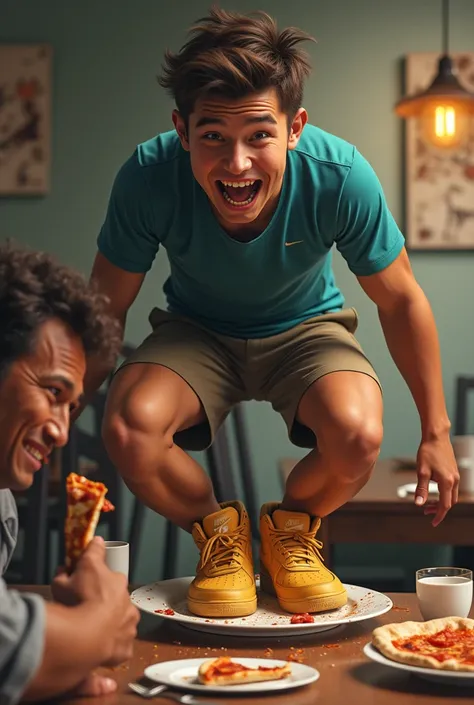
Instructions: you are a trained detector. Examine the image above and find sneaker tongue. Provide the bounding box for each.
[272,509,310,533]
[202,506,239,538]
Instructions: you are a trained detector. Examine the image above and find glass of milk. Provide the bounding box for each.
[416,567,473,621]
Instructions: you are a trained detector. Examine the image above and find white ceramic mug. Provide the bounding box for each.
[452,436,474,493]
[416,567,473,621]
[457,458,474,494]
[104,540,129,580]
[452,435,474,459]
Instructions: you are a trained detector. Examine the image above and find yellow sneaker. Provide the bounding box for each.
[187,501,257,618]
[259,502,347,614]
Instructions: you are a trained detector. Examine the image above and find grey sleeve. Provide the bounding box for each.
[0,582,46,705]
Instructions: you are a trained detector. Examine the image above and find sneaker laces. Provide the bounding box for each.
[201,526,247,574]
[272,528,324,568]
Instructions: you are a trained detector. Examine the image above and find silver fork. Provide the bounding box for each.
[128,678,220,704]
[128,681,168,699]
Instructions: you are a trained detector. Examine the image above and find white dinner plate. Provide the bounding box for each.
[396,481,439,499]
[131,576,393,637]
[144,657,319,694]
[364,642,474,688]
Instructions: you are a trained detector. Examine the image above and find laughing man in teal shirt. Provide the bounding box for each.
[83,8,458,619]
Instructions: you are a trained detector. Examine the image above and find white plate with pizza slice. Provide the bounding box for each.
[364,642,474,687]
[131,576,392,637]
[143,656,319,694]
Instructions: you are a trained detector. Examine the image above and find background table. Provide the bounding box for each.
[280,457,474,567]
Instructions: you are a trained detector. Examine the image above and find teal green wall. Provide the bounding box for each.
[2,0,474,583]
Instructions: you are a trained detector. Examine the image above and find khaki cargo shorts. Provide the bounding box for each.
[118,307,380,451]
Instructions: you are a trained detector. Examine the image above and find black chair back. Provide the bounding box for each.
[7,464,50,584]
[454,376,474,435]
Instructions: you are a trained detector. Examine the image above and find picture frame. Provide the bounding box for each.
[0,44,52,196]
[404,52,474,251]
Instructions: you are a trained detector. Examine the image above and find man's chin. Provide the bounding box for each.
[10,470,35,492]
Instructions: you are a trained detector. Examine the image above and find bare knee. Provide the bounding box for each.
[101,364,205,480]
[319,408,383,483]
[102,389,175,482]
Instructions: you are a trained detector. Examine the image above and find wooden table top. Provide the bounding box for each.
[17,587,474,704]
[280,457,474,511]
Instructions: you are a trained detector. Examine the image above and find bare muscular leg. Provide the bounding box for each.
[102,364,220,531]
[281,371,383,517]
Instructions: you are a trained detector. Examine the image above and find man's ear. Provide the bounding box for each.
[288,108,308,150]
[172,110,189,151]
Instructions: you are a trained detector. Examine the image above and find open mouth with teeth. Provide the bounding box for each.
[217,179,262,207]
[24,442,45,464]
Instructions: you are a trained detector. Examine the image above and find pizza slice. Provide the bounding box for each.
[64,472,115,571]
[102,498,115,513]
[198,657,291,686]
[372,617,474,672]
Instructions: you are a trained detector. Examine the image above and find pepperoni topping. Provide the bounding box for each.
[393,627,474,664]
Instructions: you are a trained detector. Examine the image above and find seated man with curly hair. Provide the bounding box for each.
[0,243,140,704]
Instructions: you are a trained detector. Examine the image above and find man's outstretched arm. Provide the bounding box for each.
[357,247,458,526]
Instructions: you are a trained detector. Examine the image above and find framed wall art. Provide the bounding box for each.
[404,52,474,251]
[0,44,52,195]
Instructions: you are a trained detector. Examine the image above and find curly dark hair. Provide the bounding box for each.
[158,7,315,122]
[0,242,122,378]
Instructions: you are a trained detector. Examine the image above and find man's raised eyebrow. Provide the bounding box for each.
[195,114,278,128]
[48,374,75,390]
[244,114,278,125]
[195,116,225,128]
[47,374,84,401]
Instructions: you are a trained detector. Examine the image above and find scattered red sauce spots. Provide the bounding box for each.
[290,613,315,624]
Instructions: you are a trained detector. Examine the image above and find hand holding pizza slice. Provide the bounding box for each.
[64,472,115,572]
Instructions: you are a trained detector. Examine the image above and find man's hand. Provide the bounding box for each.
[51,566,78,606]
[64,672,117,699]
[415,435,459,527]
[52,537,140,666]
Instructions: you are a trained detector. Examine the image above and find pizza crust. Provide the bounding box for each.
[372,617,474,672]
[198,657,291,685]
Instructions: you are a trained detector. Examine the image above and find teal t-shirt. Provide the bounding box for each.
[97,124,404,338]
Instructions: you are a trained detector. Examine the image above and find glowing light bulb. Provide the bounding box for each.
[435,106,454,137]
[421,103,469,148]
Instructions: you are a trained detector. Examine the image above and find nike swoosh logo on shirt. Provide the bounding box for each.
[285,240,304,247]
